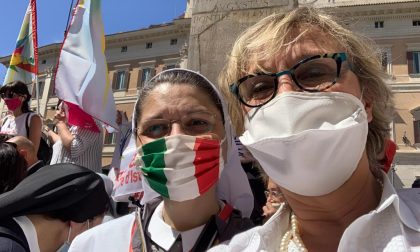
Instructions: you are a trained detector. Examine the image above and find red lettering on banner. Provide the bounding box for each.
[128,154,137,169]
[114,170,142,189]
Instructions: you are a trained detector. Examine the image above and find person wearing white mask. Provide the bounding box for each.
[68,69,255,252]
[262,178,284,222]
[211,7,420,252]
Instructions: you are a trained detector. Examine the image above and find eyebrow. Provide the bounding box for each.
[292,51,328,64]
[141,109,214,121]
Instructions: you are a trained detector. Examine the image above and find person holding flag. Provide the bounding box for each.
[45,102,103,172]
[54,0,118,133]
[47,0,118,171]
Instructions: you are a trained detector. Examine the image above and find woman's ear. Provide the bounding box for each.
[364,100,373,123]
[18,148,28,161]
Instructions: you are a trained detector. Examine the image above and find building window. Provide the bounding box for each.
[407,51,420,76]
[374,21,384,28]
[170,39,178,45]
[414,120,420,144]
[113,71,129,90]
[146,42,153,49]
[165,64,177,70]
[413,20,420,27]
[41,59,47,64]
[139,68,153,88]
[104,132,117,145]
[121,46,128,52]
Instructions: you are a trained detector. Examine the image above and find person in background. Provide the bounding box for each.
[0,163,109,252]
[212,7,419,251]
[6,136,44,176]
[0,81,42,154]
[0,141,27,194]
[68,69,255,252]
[412,178,420,188]
[96,173,118,223]
[262,178,284,222]
[45,103,103,172]
[235,137,266,225]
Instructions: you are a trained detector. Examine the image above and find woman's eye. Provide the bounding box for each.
[241,75,275,102]
[295,59,337,87]
[186,119,211,133]
[143,124,169,138]
[251,82,275,99]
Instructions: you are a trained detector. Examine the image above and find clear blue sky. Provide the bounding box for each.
[0,0,187,83]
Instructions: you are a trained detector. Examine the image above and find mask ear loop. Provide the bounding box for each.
[66,226,72,243]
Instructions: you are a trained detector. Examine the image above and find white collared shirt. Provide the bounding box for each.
[49,124,103,172]
[210,175,420,252]
[13,216,41,252]
[69,202,217,252]
[148,201,205,252]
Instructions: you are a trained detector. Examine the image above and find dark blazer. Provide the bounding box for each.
[0,218,29,252]
[26,161,45,177]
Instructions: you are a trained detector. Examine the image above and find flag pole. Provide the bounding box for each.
[65,0,75,35]
[31,0,40,116]
[55,0,75,109]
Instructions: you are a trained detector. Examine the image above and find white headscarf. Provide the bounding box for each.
[133,68,254,217]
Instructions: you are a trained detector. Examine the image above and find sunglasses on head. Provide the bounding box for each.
[0,92,20,99]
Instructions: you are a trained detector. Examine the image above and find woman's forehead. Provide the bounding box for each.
[140,83,221,117]
[249,28,343,71]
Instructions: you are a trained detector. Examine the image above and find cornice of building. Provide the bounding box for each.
[321,2,420,18]
[108,53,181,65]
[389,82,420,93]
[368,34,420,40]
[106,18,191,46]
[1,18,191,66]
[38,43,62,57]
[311,0,419,8]
[0,43,62,65]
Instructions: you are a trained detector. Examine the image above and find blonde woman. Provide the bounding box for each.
[212,7,419,252]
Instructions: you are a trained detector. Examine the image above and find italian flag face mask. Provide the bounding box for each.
[136,135,225,202]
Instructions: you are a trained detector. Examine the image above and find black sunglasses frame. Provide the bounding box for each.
[229,52,347,108]
[0,91,21,99]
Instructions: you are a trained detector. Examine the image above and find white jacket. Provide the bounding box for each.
[210,176,420,252]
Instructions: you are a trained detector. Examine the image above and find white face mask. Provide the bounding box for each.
[56,226,72,252]
[240,92,368,196]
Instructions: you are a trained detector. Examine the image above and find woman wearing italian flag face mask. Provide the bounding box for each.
[68,69,255,252]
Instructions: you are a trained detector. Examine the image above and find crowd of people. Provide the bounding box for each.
[0,7,419,252]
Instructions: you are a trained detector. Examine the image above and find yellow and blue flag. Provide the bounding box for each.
[3,0,38,86]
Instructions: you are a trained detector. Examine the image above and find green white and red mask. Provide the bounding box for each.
[136,135,225,202]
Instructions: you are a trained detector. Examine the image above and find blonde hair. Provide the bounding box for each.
[219,7,394,172]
